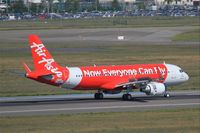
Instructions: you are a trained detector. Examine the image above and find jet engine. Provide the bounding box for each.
[140,82,165,95]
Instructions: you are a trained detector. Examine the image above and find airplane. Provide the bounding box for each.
[23,34,189,100]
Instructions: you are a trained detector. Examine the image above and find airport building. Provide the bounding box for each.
[1,0,199,6]
[154,0,200,5]
[0,0,199,12]
[1,0,199,4]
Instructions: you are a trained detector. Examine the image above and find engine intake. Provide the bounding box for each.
[141,82,165,95]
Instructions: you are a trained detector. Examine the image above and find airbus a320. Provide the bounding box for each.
[23,35,189,100]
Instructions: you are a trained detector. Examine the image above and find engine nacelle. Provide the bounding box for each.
[141,82,166,95]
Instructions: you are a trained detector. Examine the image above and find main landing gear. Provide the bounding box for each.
[122,93,132,101]
[94,90,104,100]
[122,85,133,101]
[122,85,132,101]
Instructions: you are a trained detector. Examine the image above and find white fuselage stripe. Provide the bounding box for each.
[62,67,82,89]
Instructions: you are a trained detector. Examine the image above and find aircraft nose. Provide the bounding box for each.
[184,72,189,81]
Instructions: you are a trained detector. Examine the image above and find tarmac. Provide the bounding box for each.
[0,91,199,116]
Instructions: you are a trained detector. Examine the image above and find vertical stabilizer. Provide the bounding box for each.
[28,35,63,78]
[29,35,58,71]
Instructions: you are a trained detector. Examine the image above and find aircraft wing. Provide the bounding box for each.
[101,79,150,90]
[116,80,149,88]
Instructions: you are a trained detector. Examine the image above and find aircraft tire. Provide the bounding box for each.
[164,93,170,98]
[94,93,104,99]
[122,94,132,101]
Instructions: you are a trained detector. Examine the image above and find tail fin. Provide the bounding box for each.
[28,35,64,78]
[28,34,59,72]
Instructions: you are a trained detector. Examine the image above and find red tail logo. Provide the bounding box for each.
[29,35,62,77]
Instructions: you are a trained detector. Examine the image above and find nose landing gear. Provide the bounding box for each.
[164,87,170,98]
[164,93,170,98]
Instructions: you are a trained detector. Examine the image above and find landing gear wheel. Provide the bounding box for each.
[127,94,132,100]
[164,93,170,98]
[94,93,104,100]
[122,94,132,101]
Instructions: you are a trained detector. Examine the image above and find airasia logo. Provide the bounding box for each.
[31,42,62,77]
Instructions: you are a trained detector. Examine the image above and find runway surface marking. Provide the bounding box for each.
[1,102,199,114]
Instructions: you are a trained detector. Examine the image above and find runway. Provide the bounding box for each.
[0,91,199,116]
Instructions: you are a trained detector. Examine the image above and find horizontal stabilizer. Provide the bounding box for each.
[22,61,31,73]
[6,70,25,77]
[33,70,55,77]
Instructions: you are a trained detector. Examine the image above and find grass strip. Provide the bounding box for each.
[173,29,200,42]
[0,108,199,133]
[0,17,199,30]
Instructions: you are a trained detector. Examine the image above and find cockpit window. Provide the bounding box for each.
[179,69,184,73]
